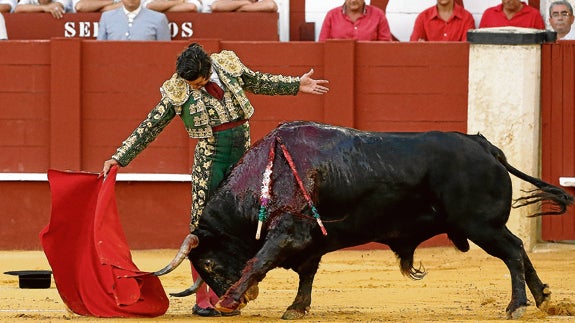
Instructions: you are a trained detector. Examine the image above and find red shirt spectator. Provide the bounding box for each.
[410,2,475,41]
[319,0,391,41]
[479,1,545,29]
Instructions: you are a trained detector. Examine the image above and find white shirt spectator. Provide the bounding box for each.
[0,13,7,39]
[201,0,215,12]
[561,26,575,39]
[17,0,74,12]
[97,4,170,40]
[0,0,17,12]
[142,0,202,12]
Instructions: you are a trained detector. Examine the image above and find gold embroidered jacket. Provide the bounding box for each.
[112,50,301,166]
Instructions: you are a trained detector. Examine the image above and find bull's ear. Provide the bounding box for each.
[153,234,199,276]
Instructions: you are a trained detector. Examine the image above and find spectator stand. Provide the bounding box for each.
[306,0,534,42]
[3,11,280,40]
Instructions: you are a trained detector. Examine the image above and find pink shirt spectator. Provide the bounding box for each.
[479,2,545,29]
[319,4,391,41]
[410,3,475,41]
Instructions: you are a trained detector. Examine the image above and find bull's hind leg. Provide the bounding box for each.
[521,248,552,310]
[467,227,530,319]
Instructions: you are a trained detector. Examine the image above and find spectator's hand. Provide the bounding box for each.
[102,159,119,178]
[102,2,122,11]
[299,69,329,95]
[44,3,65,19]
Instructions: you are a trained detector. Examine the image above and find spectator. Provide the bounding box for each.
[319,0,391,41]
[210,0,276,12]
[144,0,201,13]
[14,0,73,19]
[0,13,6,39]
[549,0,575,40]
[0,0,17,12]
[479,0,545,29]
[97,0,171,40]
[410,0,475,41]
[74,0,121,12]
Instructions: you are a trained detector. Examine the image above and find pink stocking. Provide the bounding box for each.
[191,262,218,308]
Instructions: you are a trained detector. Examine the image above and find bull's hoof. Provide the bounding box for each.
[506,305,527,320]
[215,298,240,313]
[281,308,307,320]
[536,284,552,310]
[244,284,259,302]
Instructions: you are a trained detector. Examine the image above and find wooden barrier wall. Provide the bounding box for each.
[2,12,279,41]
[1,39,468,249]
[541,41,575,241]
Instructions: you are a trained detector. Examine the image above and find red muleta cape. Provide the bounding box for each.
[40,167,168,317]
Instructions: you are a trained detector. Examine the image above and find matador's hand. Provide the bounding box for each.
[102,159,119,178]
[299,69,329,95]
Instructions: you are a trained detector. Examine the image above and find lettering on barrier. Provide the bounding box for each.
[64,21,98,38]
[5,12,278,40]
[170,22,193,38]
[63,21,193,39]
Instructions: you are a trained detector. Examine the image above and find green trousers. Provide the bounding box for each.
[190,122,250,231]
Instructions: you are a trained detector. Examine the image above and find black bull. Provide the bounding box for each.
[169,121,574,319]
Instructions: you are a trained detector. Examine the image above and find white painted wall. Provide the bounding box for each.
[277,0,290,41]
[467,30,543,250]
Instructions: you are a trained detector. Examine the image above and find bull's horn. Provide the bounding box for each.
[169,277,204,297]
[153,233,199,276]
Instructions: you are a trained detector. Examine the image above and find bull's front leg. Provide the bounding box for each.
[282,256,321,319]
[216,254,274,313]
[216,219,314,316]
[215,245,287,313]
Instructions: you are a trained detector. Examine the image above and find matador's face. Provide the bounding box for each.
[186,77,209,90]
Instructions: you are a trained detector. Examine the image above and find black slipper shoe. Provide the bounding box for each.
[193,304,221,317]
[221,309,241,316]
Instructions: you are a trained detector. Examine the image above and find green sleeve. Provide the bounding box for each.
[112,98,176,167]
[240,68,300,96]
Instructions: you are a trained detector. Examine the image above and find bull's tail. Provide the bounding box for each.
[504,161,573,216]
[476,134,574,217]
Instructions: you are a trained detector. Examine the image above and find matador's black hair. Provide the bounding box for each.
[176,43,212,81]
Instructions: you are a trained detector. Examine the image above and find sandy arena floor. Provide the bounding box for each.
[2,244,575,322]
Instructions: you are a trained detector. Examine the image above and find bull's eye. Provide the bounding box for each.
[203,259,216,273]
